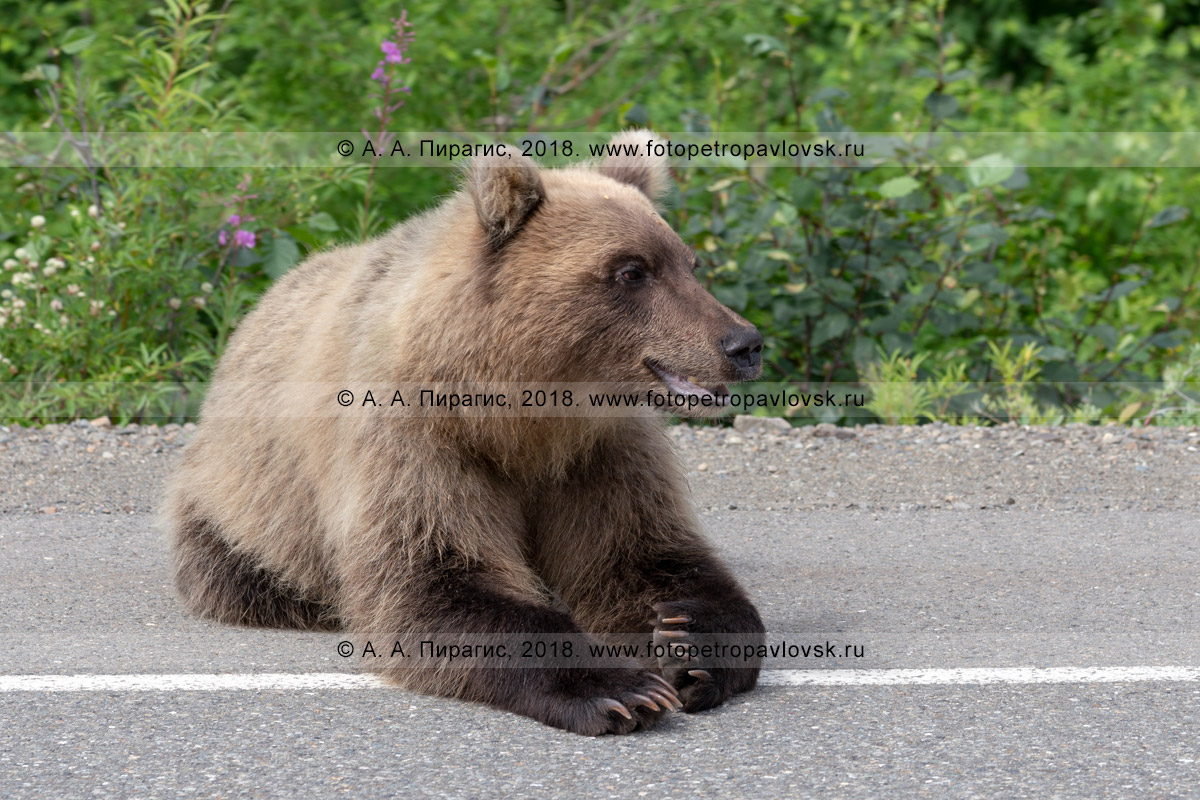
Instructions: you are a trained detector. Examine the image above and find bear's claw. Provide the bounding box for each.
[562,668,681,734]
[652,599,756,713]
[647,672,677,695]
[629,692,660,711]
[600,698,633,720]
[650,689,682,711]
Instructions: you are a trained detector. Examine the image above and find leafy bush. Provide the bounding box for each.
[675,1,1197,424]
[2,0,1198,425]
[1,1,353,421]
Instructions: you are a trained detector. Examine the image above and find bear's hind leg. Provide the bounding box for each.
[171,517,339,631]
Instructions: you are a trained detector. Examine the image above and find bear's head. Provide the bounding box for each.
[464,130,762,418]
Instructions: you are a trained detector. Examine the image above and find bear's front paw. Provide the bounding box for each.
[549,667,682,736]
[653,600,762,713]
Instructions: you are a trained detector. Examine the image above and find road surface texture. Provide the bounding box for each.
[2,419,1198,798]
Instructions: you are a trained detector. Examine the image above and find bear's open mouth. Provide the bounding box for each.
[645,361,731,406]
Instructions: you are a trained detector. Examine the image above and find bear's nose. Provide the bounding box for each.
[721,326,763,371]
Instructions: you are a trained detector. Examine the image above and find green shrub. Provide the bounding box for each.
[2,0,1198,425]
[1,0,353,422]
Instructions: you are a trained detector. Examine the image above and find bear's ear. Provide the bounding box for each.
[598,129,671,201]
[466,152,545,249]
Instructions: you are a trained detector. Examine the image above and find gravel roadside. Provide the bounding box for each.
[2,417,1198,515]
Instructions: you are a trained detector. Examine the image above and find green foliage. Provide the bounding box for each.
[2,0,1199,424]
[676,0,1199,425]
[863,341,1114,426]
[1,0,353,422]
[862,351,935,425]
[975,341,1064,425]
[1144,343,1200,426]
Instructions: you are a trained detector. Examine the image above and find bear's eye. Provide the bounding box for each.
[616,262,648,286]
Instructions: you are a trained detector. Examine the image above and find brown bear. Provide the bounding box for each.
[165,130,766,735]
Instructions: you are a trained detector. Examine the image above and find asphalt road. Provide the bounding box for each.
[1,426,1198,798]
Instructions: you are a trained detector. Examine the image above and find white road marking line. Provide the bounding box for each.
[0,674,381,692]
[1,667,1198,692]
[759,666,1200,686]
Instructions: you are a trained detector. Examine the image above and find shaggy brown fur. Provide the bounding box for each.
[166,130,765,735]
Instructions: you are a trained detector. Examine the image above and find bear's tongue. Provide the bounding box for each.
[647,363,730,405]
